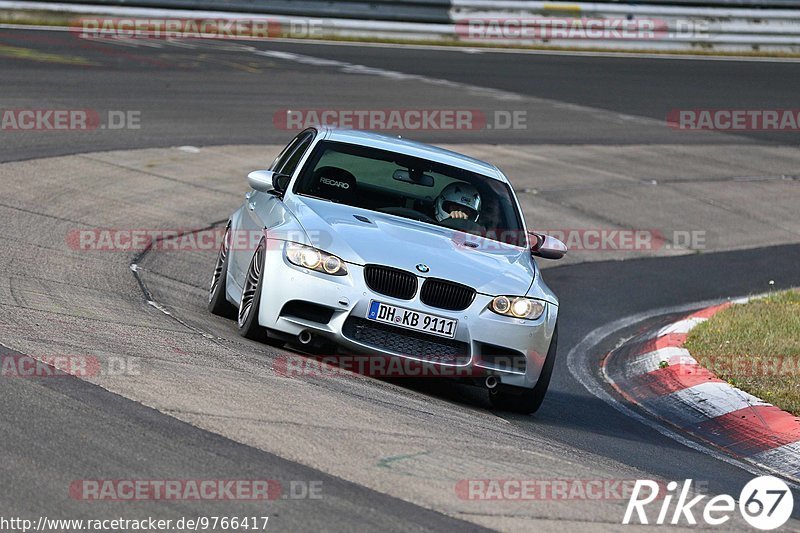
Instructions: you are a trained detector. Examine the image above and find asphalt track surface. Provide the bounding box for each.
[2,27,800,531]
[3,28,800,162]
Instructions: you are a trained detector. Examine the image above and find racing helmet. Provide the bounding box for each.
[434,182,481,222]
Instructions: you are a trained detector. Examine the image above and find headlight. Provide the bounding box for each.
[490,296,545,320]
[285,243,347,276]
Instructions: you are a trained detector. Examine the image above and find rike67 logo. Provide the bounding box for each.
[624,477,794,530]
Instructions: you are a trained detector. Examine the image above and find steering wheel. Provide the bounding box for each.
[440,217,483,232]
[377,206,436,223]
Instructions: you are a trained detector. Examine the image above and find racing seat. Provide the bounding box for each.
[309,166,358,204]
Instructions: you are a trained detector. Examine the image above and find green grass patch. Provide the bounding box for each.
[685,289,800,415]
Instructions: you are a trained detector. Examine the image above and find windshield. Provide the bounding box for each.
[293,141,526,246]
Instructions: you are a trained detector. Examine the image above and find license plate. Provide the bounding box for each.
[367,301,457,339]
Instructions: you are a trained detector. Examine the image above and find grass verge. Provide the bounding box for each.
[685,289,800,415]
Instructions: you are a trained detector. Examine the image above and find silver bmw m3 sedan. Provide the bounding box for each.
[209,126,566,413]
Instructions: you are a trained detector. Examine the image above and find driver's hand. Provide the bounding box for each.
[449,210,469,219]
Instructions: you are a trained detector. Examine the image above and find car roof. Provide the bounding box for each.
[320,127,507,183]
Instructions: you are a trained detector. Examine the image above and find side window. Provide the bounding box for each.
[269,137,298,171]
[273,131,314,177]
[269,130,313,172]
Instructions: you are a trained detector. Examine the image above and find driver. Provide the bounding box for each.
[434,182,481,222]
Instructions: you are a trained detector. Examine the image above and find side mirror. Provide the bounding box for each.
[273,172,291,195]
[247,170,290,196]
[529,232,567,260]
[247,170,275,192]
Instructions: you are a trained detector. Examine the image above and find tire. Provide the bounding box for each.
[237,238,269,341]
[489,325,558,414]
[208,223,236,318]
[235,239,286,347]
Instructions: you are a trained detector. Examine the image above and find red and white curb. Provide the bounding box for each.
[603,301,800,482]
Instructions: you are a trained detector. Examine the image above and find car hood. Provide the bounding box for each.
[287,195,535,297]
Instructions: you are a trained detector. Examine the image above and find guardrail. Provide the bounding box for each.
[6,0,800,52]
[455,0,800,9]
[20,0,453,22]
[449,0,800,51]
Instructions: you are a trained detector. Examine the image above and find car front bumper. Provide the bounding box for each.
[253,240,558,389]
